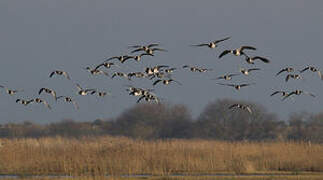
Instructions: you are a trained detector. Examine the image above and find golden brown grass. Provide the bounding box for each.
[0,136,323,176]
[1,176,323,180]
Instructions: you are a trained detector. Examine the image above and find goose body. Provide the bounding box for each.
[285,74,302,82]
[229,104,252,114]
[49,70,70,80]
[192,37,230,49]
[39,88,57,100]
[56,96,79,110]
[219,46,256,58]
[215,73,240,80]
[243,55,270,64]
[217,83,255,90]
[153,79,182,86]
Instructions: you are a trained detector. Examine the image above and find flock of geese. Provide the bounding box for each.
[1,36,322,115]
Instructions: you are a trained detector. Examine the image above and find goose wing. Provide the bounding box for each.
[270,91,284,96]
[248,68,261,72]
[128,45,142,48]
[300,67,310,73]
[38,88,46,95]
[170,79,182,85]
[140,53,154,57]
[282,92,296,101]
[42,100,51,110]
[213,36,231,44]
[304,91,316,97]
[245,106,252,114]
[72,100,79,110]
[105,56,119,61]
[229,104,239,109]
[95,63,105,70]
[75,84,82,91]
[240,83,254,87]
[240,46,257,51]
[253,56,270,63]
[121,56,132,63]
[49,71,56,78]
[136,95,146,103]
[51,90,57,100]
[219,50,231,58]
[191,43,209,47]
[317,71,323,80]
[153,79,163,86]
[216,83,235,87]
[62,71,70,80]
[151,47,167,52]
[131,48,144,53]
[156,65,169,69]
[276,69,285,76]
[147,43,160,48]
[56,96,65,100]
[285,74,292,82]
[228,73,240,77]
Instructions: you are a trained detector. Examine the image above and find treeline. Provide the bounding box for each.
[1,98,323,142]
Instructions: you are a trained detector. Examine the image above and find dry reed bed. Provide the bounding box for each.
[0,136,322,176]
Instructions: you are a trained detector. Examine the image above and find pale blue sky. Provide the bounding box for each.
[1,0,323,123]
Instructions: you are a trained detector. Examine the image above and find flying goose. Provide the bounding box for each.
[76,84,96,96]
[126,86,154,97]
[136,92,159,104]
[128,72,147,79]
[0,85,22,95]
[125,53,154,62]
[32,98,51,110]
[16,99,34,106]
[285,74,302,82]
[84,67,109,76]
[183,65,201,72]
[276,67,294,76]
[49,70,70,80]
[93,91,111,97]
[111,72,131,80]
[38,88,57,101]
[191,37,230,49]
[56,96,79,110]
[216,83,255,90]
[153,79,182,86]
[129,43,160,53]
[183,65,212,72]
[283,90,315,101]
[214,73,240,80]
[149,72,171,80]
[105,55,131,63]
[240,68,261,75]
[300,66,323,80]
[145,65,169,75]
[164,68,177,74]
[229,104,252,114]
[219,46,257,58]
[243,54,270,64]
[95,62,120,70]
[144,47,167,55]
[270,91,289,97]
[198,68,213,73]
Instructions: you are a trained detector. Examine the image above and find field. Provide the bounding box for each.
[0,136,323,179]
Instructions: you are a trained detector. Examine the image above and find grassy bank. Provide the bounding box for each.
[0,136,323,176]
